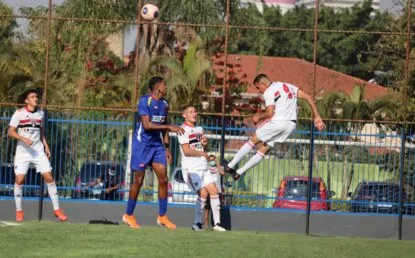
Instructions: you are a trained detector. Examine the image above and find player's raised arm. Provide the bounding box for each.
[297,89,326,131]
[140,115,184,134]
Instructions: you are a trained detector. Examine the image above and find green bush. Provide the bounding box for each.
[330,200,351,212]
[224,190,269,208]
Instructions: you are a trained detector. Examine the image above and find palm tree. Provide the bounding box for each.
[151,42,212,110]
[314,84,397,199]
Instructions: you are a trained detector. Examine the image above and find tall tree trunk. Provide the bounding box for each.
[76,77,87,108]
[313,148,319,176]
[345,150,356,195]
[341,154,349,200]
[325,145,331,192]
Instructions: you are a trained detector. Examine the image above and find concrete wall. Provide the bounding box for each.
[1,198,414,240]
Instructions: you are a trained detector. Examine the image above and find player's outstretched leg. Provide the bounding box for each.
[225,140,255,174]
[123,171,143,229]
[153,162,176,230]
[43,172,67,221]
[233,144,270,180]
[225,133,264,180]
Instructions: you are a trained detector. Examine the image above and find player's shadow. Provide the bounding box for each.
[89,217,119,225]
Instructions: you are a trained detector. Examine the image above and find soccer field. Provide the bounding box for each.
[0,222,414,258]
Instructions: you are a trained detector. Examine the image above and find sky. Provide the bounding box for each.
[4,0,402,55]
[4,0,137,55]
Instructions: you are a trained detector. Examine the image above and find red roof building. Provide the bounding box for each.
[211,54,390,101]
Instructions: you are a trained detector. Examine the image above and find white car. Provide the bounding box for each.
[168,166,224,204]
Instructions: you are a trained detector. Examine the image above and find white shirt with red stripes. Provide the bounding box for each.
[263,82,299,121]
[9,107,46,157]
[178,122,207,172]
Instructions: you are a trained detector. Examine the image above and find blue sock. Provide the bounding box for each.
[126,198,137,216]
[159,198,167,216]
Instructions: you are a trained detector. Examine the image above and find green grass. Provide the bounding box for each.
[0,222,414,258]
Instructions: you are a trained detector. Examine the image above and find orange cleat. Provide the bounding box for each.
[122,214,141,229]
[157,215,176,230]
[54,209,68,221]
[16,210,24,222]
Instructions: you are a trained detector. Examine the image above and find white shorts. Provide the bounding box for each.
[256,120,296,146]
[183,169,216,192]
[14,154,52,175]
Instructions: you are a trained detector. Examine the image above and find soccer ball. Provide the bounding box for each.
[141,4,159,21]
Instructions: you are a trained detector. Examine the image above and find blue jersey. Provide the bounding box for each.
[134,94,169,146]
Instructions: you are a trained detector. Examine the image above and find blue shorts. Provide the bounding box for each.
[131,141,167,171]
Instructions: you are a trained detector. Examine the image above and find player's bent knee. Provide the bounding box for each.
[158,177,168,186]
[15,175,25,186]
[251,133,261,144]
[42,172,54,184]
[206,183,219,196]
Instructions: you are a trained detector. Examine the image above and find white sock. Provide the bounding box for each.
[14,184,23,211]
[47,181,60,211]
[228,140,255,168]
[237,152,265,175]
[210,195,221,225]
[194,197,205,224]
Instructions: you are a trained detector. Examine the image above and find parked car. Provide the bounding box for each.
[349,181,414,215]
[272,176,335,211]
[72,161,125,201]
[0,163,45,197]
[168,167,197,204]
[168,166,227,204]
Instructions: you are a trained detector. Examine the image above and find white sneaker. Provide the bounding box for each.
[192,223,203,231]
[213,224,226,232]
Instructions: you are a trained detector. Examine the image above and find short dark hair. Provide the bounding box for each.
[18,89,38,104]
[208,154,216,159]
[253,74,268,85]
[148,76,164,91]
[182,104,195,112]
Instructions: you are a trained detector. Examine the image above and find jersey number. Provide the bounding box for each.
[283,84,294,99]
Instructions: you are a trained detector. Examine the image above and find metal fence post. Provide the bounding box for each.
[398,127,406,240]
[38,108,48,221]
[220,116,227,164]
[305,122,316,235]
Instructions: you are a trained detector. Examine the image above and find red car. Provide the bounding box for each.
[273,176,335,211]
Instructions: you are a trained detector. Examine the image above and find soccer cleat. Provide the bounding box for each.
[54,209,68,221]
[16,210,24,222]
[223,160,237,175]
[213,223,226,232]
[232,172,241,181]
[122,214,141,229]
[157,215,176,230]
[192,223,204,231]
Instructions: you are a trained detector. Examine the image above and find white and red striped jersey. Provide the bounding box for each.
[263,82,299,121]
[178,122,207,172]
[9,107,46,157]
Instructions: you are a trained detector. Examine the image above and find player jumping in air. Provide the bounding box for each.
[122,76,184,229]
[8,89,67,222]
[178,105,226,232]
[225,74,326,180]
